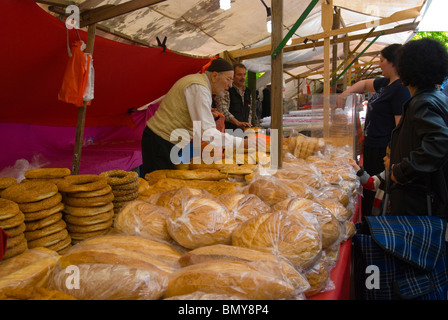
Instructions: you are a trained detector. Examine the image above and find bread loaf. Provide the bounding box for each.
[216,193,270,224]
[273,198,341,249]
[49,235,182,299]
[166,195,237,249]
[232,211,322,269]
[114,200,172,241]
[179,244,310,293]
[0,248,60,291]
[164,260,296,300]
[247,178,296,206]
[152,187,209,210]
[304,259,331,297]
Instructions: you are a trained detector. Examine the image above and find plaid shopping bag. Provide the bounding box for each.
[353,215,448,300]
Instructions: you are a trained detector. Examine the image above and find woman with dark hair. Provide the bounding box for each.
[336,43,410,216]
[389,38,448,218]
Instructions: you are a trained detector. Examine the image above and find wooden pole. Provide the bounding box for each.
[322,0,333,138]
[72,24,96,175]
[331,7,340,94]
[271,0,283,170]
[247,70,257,125]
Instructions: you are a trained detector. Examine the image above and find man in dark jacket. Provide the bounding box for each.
[390,38,448,219]
[215,63,253,132]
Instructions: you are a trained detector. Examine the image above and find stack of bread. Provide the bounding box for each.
[57,174,113,245]
[114,200,173,242]
[216,193,270,225]
[48,234,182,300]
[143,169,239,197]
[0,247,60,293]
[2,180,70,255]
[165,244,310,300]
[99,170,139,218]
[165,193,237,249]
[0,177,17,195]
[283,134,326,160]
[22,168,71,185]
[0,198,26,259]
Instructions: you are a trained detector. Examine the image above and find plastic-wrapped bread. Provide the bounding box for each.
[303,258,332,297]
[151,187,209,210]
[114,200,173,241]
[232,210,321,269]
[0,248,60,292]
[216,193,270,224]
[165,291,246,300]
[317,198,352,222]
[49,235,182,300]
[163,260,297,300]
[166,194,237,249]
[179,244,310,293]
[272,198,341,249]
[247,177,296,206]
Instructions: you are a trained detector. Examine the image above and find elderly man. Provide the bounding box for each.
[216,63,254,132]
[141,58,260,175]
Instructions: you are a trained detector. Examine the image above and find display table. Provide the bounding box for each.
[309,195,361,300]
[308,239,352,300]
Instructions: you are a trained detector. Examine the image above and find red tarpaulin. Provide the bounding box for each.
[0,0,209,173]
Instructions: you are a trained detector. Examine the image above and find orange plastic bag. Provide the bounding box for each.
[58,41,91,107]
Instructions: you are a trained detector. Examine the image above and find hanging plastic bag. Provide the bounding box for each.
[83,54,94,102]
[58,40,91,107]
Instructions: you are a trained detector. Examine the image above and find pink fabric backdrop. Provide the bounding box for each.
[0,104,160,181]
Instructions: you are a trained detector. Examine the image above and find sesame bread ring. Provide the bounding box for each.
[112,188,138,197]
[3,238,27,260]
[25,167,71,179]
[21,178,65,185]
[24,219,67,242]
[0,177,17,190]
[0,211,25,229]
[25,212,63,231]
[113,180,139,191]
[63,192,114,208]
[64,209,114,226]
[3,223,26,237]
[47,234,72,253]
[24,202,64,222]
[18,193,62,213]
[113,191,139,203]
[57,175,108,193]
[68,185,112,198]
[70,228,110,244]
[0,198,21,220]
[62,202,114,217]
[100,170,138,186]
[2,181,58,203]
[27,229,68,249]
[6,233,25,249]
[66,219,113,233]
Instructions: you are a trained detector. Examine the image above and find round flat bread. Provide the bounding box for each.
[2,181,58,203]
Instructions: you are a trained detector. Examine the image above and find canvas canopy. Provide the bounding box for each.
[0,0,443,176]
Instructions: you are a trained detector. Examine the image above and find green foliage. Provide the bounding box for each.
[412,32,448,50]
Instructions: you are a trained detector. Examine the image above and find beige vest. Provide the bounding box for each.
[147,73,211,144]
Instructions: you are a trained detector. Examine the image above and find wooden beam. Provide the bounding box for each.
[322,0,332,137]
[78,0,104,11]
[80,0,166,27]
[228,7,421,60]
[35,0,74,6]
[271,0,283,170]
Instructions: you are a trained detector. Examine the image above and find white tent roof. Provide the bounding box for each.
[39,0,443,99]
